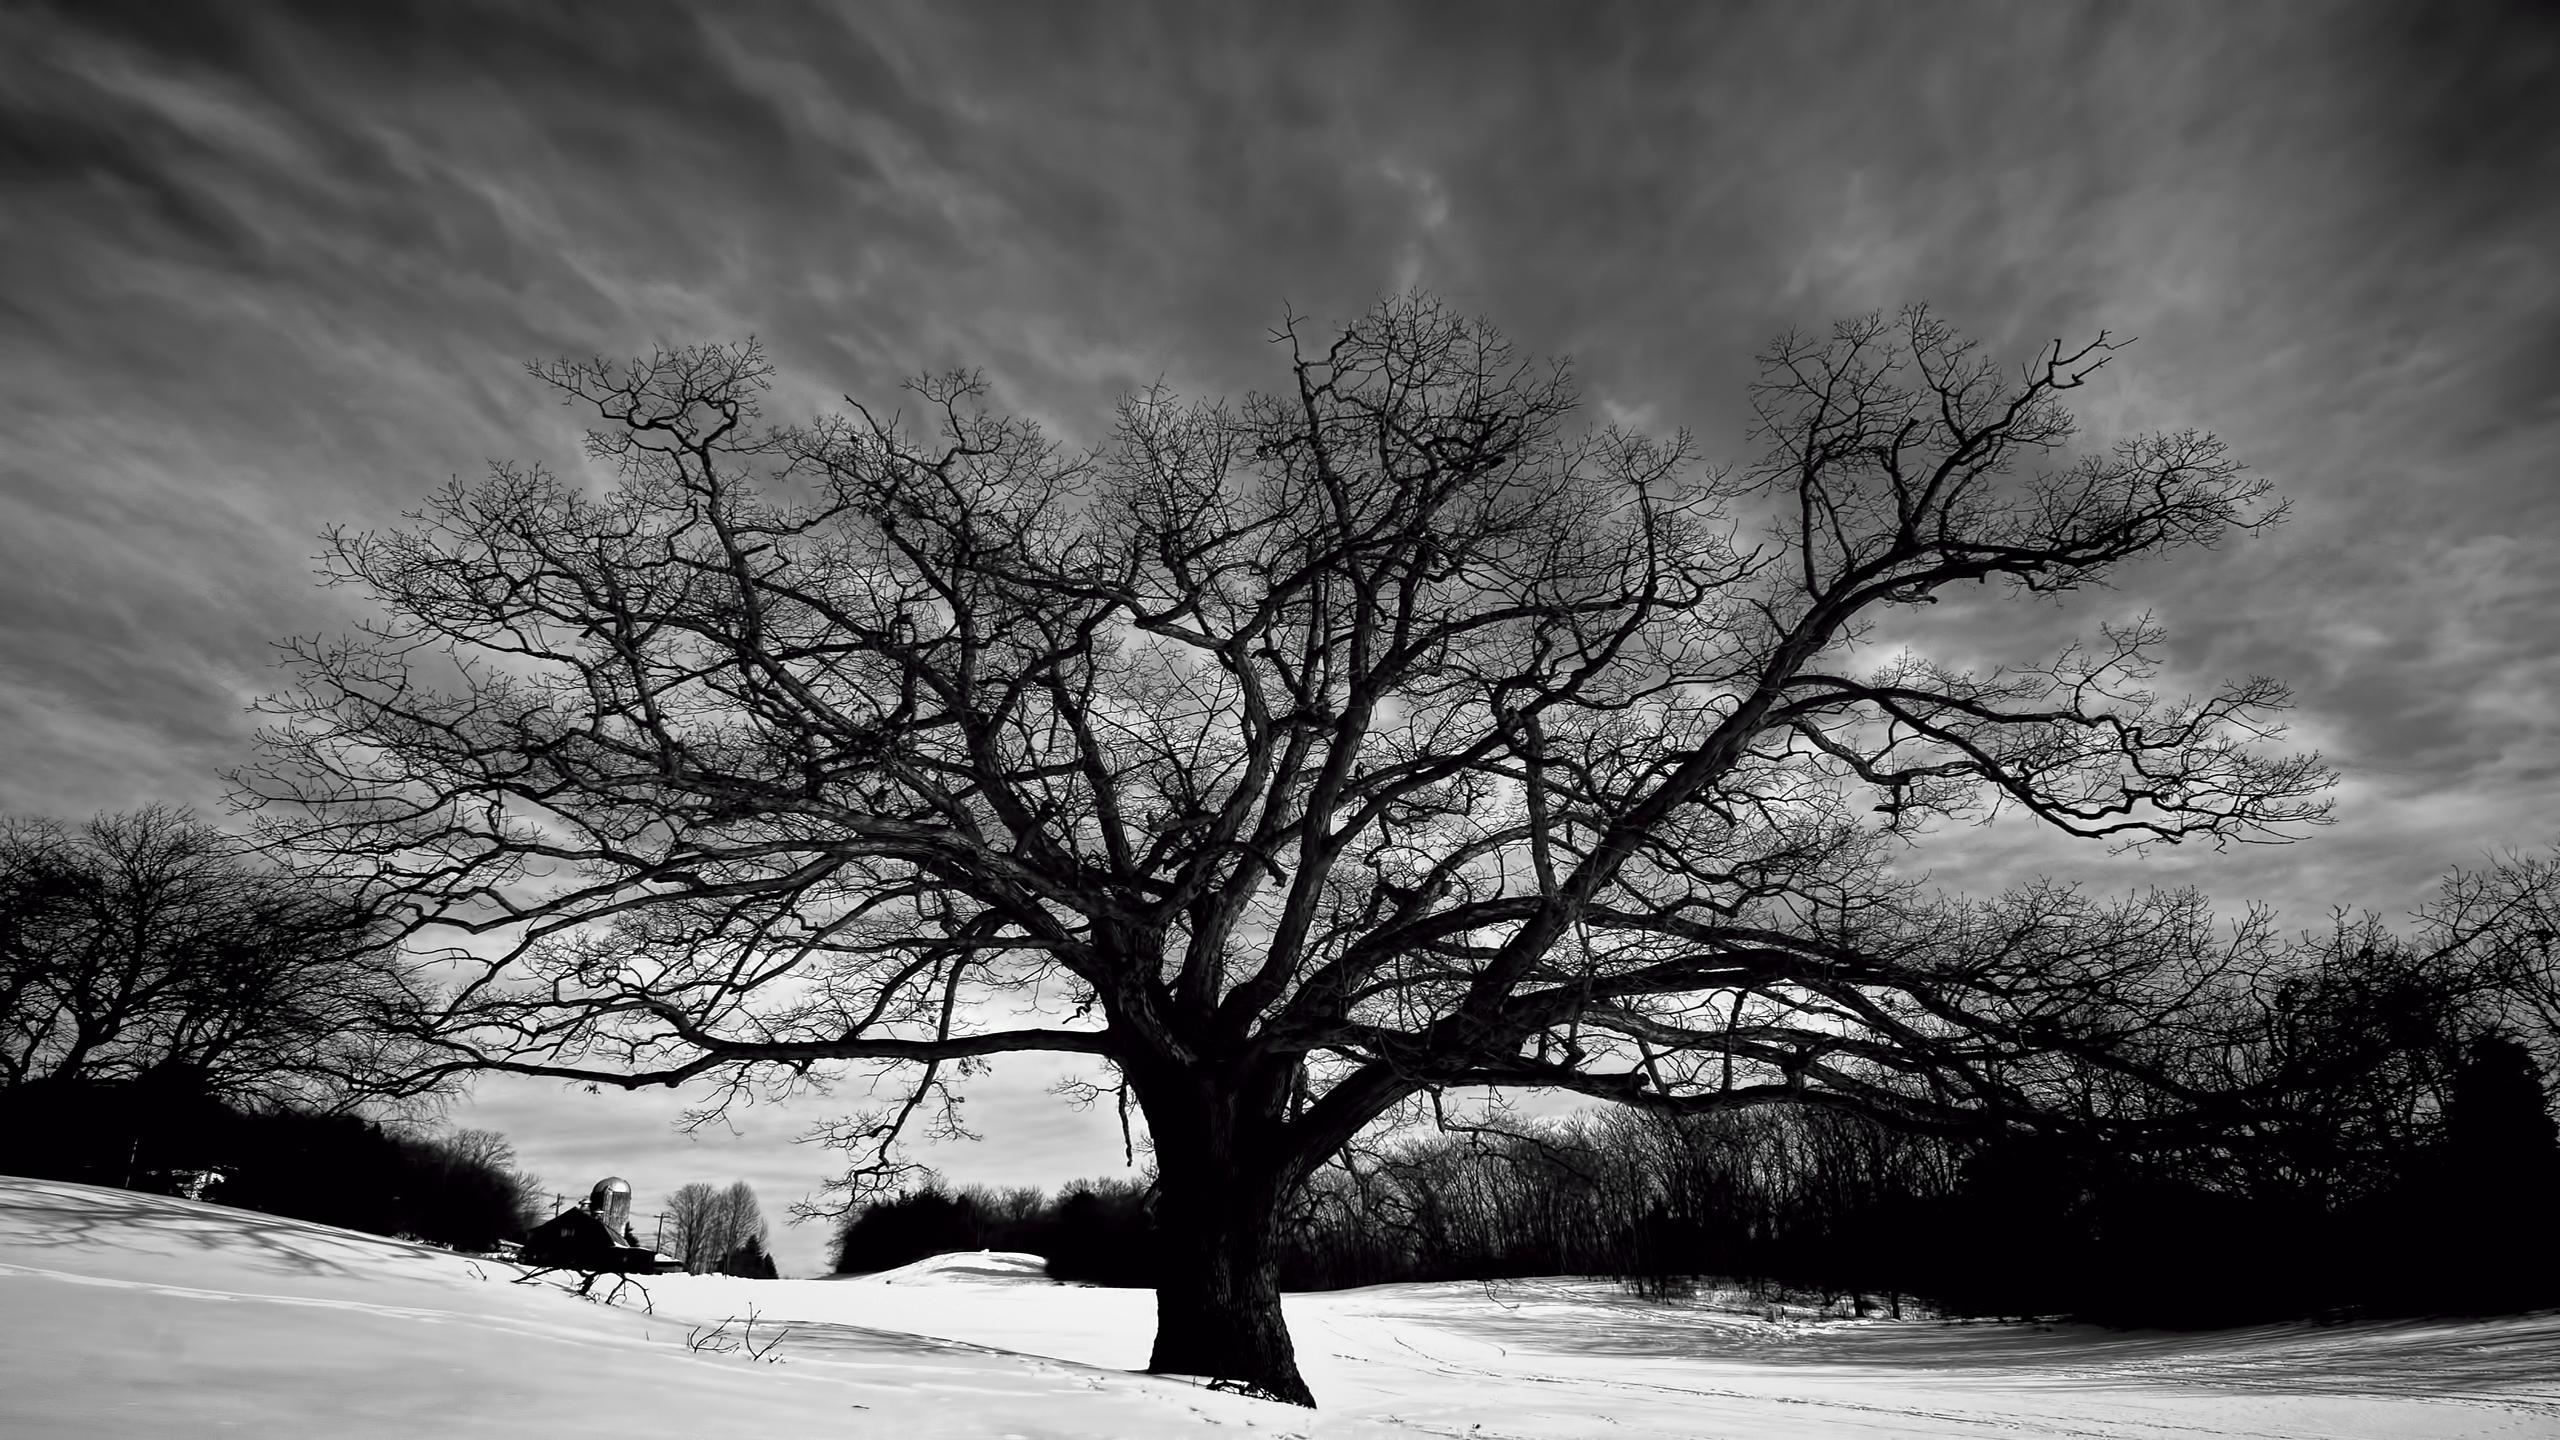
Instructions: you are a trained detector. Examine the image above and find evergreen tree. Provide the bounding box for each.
[2445,1035,2560,1171]
[721,1233,780,1278]
[2438,1033,2560,1306]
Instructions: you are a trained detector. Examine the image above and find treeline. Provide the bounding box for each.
[0,808,796,1270]
[1335,860,2560,1322]
[829,872,2560,1324]
[1282,1031,2557,1322]
[2,1069,543,1251]
[0,807,546,1252]
[831,1176,1156,1285]
[1281,1107,1954,1304]
[835,1031,2557,1321]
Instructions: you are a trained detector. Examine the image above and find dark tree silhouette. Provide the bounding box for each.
[2446,1035,2560,1167]
[0,807,435,1107]
[2208,916,2475,1208]
[720,1232,780,1278]
[240,297,2330,1404]
[2438,1033,2560,1304]
[829,1181,983,1274]
[2421,850,2560,1078]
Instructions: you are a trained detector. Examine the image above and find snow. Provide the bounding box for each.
[4,1176,2556,1438]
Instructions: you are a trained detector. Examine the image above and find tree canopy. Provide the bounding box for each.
[241,296,2332,1403]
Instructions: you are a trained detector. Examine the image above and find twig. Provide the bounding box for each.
[685,1307,791,1362]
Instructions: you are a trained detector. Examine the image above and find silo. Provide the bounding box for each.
[587,1176,633,1233]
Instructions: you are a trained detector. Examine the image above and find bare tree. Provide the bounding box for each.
[663,1179,769,1274]
[241,297,2331,1403]
[2180,851,2560,1205]
[662,1181,725,1273]
[716,1180,771,1274]
[439,1127,518,1173]
[0,807,436,1108]
[2419,850,2560,1077]
[428,1128,544,1234]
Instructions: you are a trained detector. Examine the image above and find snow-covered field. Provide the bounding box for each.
[3,1176,2555,1438]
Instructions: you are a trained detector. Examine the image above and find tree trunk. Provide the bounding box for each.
[1138,1072,1316,1406]
[1145,1158,1312,1406]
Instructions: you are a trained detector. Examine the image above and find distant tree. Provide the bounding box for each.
[2208,917,2474,1207]
[663,1182,725,1273]
[419,1128,546,1241]
[193,1110,536,1252]
[720,1232,780,1278]
[827,1174,1158,1282]
[717,1179,768,1265]
[246,297,2332,1404]
[2439,1034,2560,1305]
[2412,850,2560,1080]
[2446,1035,2560,1166]
[0,807,436,1108]
[829,1181,979,1273]
[1040,1176,1157,1287]
[664,1179,768,1274]
[440,1128,519,1172]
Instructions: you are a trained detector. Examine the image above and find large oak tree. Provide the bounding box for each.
[241,297,2330,1404]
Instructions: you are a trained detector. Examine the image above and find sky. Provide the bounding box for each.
[3,1,2556,1274]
